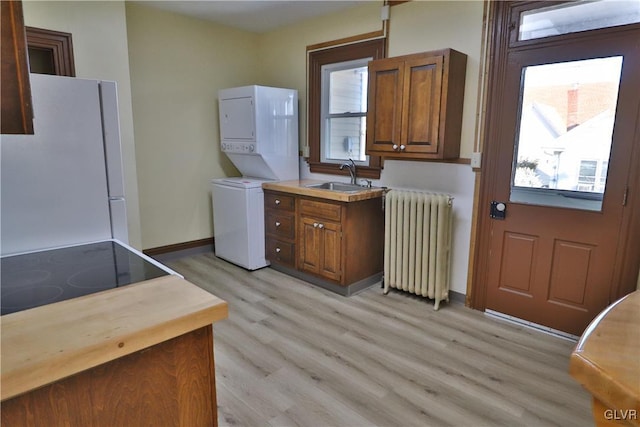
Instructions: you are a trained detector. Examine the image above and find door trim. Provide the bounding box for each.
[470,1,640,311]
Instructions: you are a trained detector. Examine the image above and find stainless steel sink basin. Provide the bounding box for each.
[305,182,367,192]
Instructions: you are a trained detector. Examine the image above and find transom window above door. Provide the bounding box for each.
[516,0,640,42]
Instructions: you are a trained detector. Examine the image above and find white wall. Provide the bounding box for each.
[125,3,257,249]
[22,0,143,248]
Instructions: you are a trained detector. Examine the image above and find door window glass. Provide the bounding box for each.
[519,0,640,42]
[510,56,623,211]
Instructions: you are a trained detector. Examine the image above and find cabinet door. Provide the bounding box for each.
[366,58,404,153]
[402,55,443,154]
[299,217,321,275]
[320,221,342,282]
[219,96,255,141]
[299,217,342,282]
[1,0,33,135]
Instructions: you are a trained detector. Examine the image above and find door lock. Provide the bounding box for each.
[490,201,507,219]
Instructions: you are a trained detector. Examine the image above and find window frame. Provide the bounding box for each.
[320,58,369,164]
[307,38,385,179]
[26,26,75,77]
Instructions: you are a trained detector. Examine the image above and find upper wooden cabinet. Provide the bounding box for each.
[1,0,34,135]
[366,49,467,160]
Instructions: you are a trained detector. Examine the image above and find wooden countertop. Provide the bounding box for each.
[1,275,228,401]
[569,290,640,423]
[263,179,386,202]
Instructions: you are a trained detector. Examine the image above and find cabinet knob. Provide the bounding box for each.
[392,144,399,150]
[275,199,281,205]
[318,223,324,229]
[313,222,319,228]
[400,145,406,151]
[275,247,281,253]
[275,221,281,227]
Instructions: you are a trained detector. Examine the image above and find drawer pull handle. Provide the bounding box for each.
[275,247,281,253]
[275,199,281,205]
[275,221,281,227]
[318,223,324,229]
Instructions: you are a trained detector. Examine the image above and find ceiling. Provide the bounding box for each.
[139,1,368,33]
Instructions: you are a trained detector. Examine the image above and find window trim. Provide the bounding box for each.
[26,26,75,77]
[307,38,385,179]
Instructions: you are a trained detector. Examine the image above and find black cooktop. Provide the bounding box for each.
[1,241,170,316]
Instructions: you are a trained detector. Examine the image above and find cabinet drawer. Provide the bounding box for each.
[265,238,295,267]
[265,211,295,239]
[265,192,295,211]
[299,199,342,222]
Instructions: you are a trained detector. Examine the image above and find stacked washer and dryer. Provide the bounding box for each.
[211,85,299,270]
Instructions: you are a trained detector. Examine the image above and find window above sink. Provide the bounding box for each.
[307,37,384,179]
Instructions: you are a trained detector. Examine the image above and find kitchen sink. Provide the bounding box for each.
[305,182,368,192]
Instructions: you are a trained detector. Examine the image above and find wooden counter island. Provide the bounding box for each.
[1,275,228,426]
[569,290,640,427]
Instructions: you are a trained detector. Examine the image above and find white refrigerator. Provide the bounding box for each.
[1,74,128,256]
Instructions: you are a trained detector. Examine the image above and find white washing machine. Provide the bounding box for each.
[211,177,271,270]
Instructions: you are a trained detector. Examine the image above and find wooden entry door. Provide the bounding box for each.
[476,2,640,336]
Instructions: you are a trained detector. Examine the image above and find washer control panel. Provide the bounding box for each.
[221,142,256,153]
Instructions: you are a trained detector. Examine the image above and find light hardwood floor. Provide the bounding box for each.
[168,253,593,427]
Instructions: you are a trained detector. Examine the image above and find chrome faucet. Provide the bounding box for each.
[340,158,357,185]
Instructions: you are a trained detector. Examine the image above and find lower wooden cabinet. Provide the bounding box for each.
[1,326,219,427]
[299,215,342,281]
[264,192,297,268]
[264,189,384,291]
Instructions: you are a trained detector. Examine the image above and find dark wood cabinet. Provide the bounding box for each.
[265,189,384,295]
[1,326,219,427]
[1,0,34,135]
[366,49,467,160]
[299,198,343,282]
[264,191,297,268]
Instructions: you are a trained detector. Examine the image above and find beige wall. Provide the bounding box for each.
[387,1,484,158]
[258,1,483,157]
[125,3,257,249]
[257,1,484,295]
[23,0,142,248]
[258,2,382,147]
[22,1,486,277]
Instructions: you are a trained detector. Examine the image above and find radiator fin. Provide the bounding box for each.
[383,190,453,310]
